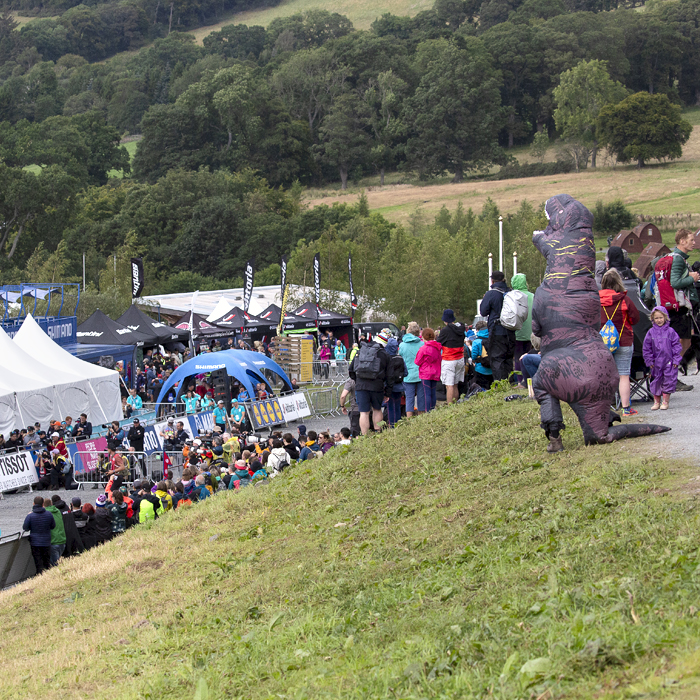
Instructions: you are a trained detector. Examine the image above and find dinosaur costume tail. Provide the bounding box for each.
[586,423,671,445]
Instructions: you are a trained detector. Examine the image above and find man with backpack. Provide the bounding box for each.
[480,271,517,382]
[437,309,466,404]
[349,330,389,435]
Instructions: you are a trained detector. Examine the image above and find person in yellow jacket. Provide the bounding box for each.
[155,481,173,511]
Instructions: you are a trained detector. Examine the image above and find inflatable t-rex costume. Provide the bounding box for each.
[532,194,670,451]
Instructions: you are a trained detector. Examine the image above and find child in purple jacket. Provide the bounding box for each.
[642,306,682,410]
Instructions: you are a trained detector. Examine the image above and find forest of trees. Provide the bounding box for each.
[0,0,697,324]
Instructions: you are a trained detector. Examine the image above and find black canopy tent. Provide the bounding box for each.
[257,304,317,331]
[208,306,270,334]
[117,304,189,345]
[292,302,353,327]
[77,309,152,347]
[173,311,232,340]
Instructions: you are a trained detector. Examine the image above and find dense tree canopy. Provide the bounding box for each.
[0,0,697,314]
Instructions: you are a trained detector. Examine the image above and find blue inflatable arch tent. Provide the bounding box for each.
[155,350,292,411]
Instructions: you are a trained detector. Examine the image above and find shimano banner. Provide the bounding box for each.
[313,253,321,322]
[131,257,145,299]
[243,259,255,313]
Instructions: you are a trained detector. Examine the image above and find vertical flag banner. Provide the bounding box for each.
[280,255,287,301]
[189,289,199,354]
[313,253,321,323]
[348,254,357,318]
[243,259,255,313]
[163,451,172,479]
[130,257,145,299]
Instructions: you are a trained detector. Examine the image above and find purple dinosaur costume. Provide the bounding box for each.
[642,306,682,396]
[531,195,670,449]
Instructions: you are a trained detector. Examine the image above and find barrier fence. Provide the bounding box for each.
[279,360,349,385]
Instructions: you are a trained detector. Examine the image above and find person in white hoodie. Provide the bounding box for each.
[267,439,291,476]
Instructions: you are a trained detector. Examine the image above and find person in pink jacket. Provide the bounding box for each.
[414,328,442,411]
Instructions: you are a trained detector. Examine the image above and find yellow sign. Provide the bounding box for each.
[250,398,286,428]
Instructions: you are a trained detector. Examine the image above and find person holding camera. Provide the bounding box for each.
[106,421,125,451]
[34,450,53,490]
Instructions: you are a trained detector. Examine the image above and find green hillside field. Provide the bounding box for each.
[187,0,435,42]
[3,387,700,699]
[303,107,700,228]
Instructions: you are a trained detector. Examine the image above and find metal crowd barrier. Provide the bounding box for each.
[72,450,187,488]
[278,360,350,385]
[302,386,343,418]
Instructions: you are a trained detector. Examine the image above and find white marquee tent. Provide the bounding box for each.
[0,315,123,436]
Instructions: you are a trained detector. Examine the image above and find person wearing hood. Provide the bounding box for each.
[385,337,408,427]
[599,269,640,415]
[44,497,66,565]
[480,271,516,382]
[414,328,442,411]
[437,309,466,403]
[399,321,425,416]
[93,494,114,543]
[511,273,535,385]
[23,495,56,574]
[606,246,637,280]
[52,494,83,557]
[267,439,291,475]
[470,321,493,389]
[643,306,682,410]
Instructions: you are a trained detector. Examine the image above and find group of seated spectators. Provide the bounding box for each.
[0,414,93,454]
[22,422,353,576]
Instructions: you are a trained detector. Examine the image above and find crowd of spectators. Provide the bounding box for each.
[22,423,353,575]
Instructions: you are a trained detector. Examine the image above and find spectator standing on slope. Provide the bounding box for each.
[437,309,466,404]
[480,271,516,381]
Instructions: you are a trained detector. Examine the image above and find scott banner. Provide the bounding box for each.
[131,257,145,299]
[0,451,38,492]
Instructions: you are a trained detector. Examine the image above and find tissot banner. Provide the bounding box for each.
[131,257,145,299]
[280,255,287,300]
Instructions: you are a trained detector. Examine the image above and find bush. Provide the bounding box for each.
[593,199,634,234]
[491,159,574,181]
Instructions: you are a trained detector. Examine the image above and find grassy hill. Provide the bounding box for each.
[304,107,700,228]
[4,387,700,699]
[187,0,435,42]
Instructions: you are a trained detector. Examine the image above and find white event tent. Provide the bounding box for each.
[0,315,122,436]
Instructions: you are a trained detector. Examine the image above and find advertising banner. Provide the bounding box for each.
[348,254,357,316]
[0,452,38,491]
[313,253,320,322]
[68,437,108,474]
[249,398,286,429]
[278,392,312,422]
[131,257,145,298]
[243,259,255,313]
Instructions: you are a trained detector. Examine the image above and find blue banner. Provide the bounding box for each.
[3,316,77,346]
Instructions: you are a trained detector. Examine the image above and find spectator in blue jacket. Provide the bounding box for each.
[398,321,424,416]
[23,495,56,574]
[470,321,493,390]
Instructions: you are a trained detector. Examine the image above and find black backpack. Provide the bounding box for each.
[355,344,382,379]
[386,356,405,387]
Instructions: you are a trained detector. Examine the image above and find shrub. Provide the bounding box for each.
[593,199,634,234]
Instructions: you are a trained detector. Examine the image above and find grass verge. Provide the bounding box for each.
[2,386,700,699]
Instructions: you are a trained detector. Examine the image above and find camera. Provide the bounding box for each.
[101,423,110,429]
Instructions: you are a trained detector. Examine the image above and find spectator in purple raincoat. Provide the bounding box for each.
[643,306,683,411]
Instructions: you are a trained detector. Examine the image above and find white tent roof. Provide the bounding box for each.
[0,323,93,431]
[0,365,57,438]
[13,314,123,425]
[206,296,237,323]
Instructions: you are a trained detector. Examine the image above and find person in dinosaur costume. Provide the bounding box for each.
[532,194,670,452]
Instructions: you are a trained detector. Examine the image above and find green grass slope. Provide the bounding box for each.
[3,388,700,699]
[188,0,435,40]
